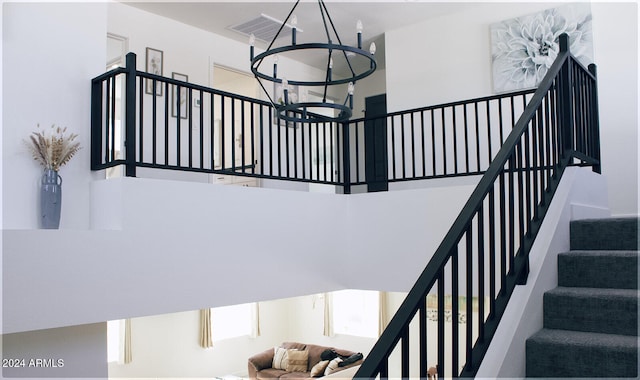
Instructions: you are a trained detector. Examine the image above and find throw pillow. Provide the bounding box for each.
[310,360,330,377]
[273,346,289,370]
[324,357,344,376]
[286,349,309,372]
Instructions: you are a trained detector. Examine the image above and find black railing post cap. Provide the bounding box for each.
[558,33,570,53]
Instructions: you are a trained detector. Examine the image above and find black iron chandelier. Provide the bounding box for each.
[249,0,377,123]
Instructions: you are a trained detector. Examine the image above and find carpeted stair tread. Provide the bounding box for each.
[558,250,638,289]
[526,329,638,378]
[544,287,639,336]
[570,217,639,251]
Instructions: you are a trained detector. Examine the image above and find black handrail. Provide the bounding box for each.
[354,33,600,379]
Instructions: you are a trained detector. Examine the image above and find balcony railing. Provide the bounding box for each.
[92,57,539,192]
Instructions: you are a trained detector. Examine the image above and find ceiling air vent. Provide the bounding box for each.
[229,14,300,43]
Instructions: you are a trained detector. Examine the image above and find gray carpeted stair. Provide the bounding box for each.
[558,250,638,289]
[569,217,639,251]
[526,217,639,378]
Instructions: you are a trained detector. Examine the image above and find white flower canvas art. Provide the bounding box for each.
[490,4,594,93]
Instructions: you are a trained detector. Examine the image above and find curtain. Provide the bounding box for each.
[378,291,389,337]
[323,292,334,337]
[251,303,261,338]
[122,319,132,364]
[199,309,213,348]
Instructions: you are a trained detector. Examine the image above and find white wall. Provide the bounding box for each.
[2,4,107,378]
[345,181,474,291]
[385,2,638,216]
[589,2,638,217]
[3,177,473,334]
[2,323,108,379]
[2,2,107,229]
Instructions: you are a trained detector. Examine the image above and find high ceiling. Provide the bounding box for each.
[120,1,481,76]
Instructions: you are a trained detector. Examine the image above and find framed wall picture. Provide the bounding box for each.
[171,72,189,119]
[490,4,593,93]
[145,47,164,95]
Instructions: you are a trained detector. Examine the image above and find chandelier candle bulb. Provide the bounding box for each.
[249,33,256,61]
[291,15,298,45]
[348,82,355,110]
[357,20,363,49]
[282,77,289,104]
[369,42,377,68]
[328,57,333,81]
[273,54,279,78]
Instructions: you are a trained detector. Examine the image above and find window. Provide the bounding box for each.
[332,290,379,338]
[107,320,121,363]
[210,302,252,341]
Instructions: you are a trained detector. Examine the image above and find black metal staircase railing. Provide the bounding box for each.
[353,33,600,379]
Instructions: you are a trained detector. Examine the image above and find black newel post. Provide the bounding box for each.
[588,63,602,174]
[557,33,574,157]
[125,52,137,177]
[90,78,103,171]
[342,122,351,194]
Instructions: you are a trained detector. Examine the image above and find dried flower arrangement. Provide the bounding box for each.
[25,124,81,172]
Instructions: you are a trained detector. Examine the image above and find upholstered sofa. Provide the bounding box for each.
[248,342,363,380]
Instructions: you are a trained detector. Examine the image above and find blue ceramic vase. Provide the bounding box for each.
[41,169,62,229]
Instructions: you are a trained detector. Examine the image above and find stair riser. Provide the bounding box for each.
[544,292,638,336]
[558,252,638,289]
[570,218,639,251]
[526,339,638,378]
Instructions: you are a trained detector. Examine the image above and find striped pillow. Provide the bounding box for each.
[272,347,289,370]
[324,357,344,376]
[286,349,309,372]
[310,360,330,377]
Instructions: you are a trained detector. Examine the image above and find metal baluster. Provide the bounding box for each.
[474,102,481,172]
[465,225,473,369]
[138,77,145,165]
[431,109,437,176]
[452,106,458,174]
[437,269,445,379]
[199,91,204,169]
[486,100,492,169]
[452,248,460,377]
[391,116,396,180]
[188,88,193,169]
[165,83,169,165]
[421,111,426,177]
[419,297,428,378]
[221,95,226,170]
[411,112,416,179]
